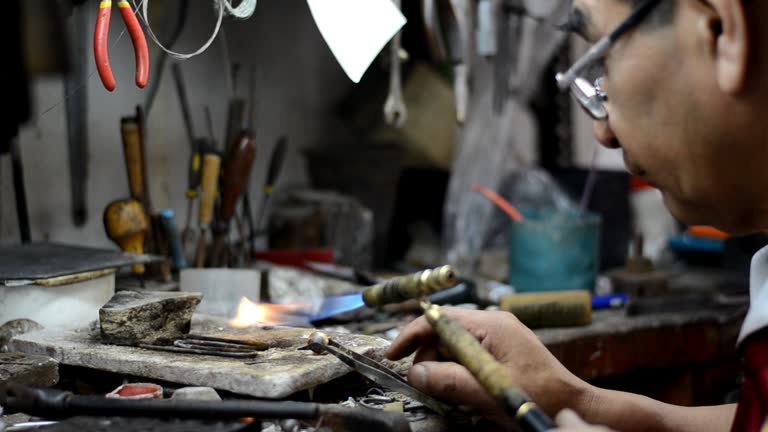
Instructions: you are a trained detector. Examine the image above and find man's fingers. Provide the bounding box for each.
[555,409,588,427]
[413,345,442,364]
[408,361,497,410]
[387,308,506,361]
[386,316,436,360]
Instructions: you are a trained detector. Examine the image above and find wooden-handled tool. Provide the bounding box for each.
[422,302,555,432]
[194,153,222,267]
[212,131,257,266]
[104,199,149,275]
[120,117,146,203]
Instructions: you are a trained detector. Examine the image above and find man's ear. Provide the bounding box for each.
[703,0,749,93]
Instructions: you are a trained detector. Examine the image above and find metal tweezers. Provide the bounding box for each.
[300,338,451,416]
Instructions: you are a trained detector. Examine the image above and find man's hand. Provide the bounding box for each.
[386,308,590,417]
[554,409,616,432]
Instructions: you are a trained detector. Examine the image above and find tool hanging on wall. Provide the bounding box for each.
[94,0,149,92]
[171,63,203,258]
[383,0,407,128]
[144,0,189,115]
[494,1,523,113]
[65,5,89,227]
[444,0,472,124]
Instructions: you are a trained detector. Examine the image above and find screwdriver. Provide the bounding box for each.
[194,152,222,268]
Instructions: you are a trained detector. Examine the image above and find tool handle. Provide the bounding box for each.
[220,132,256,226]
[103,199,149,275]
[94,1,115,91]
[121,117,144,201]
[117,0,149,89]
[423,304,554,431]
[198,153,222,227]
[362,266,457,307]
[159,209,187,270]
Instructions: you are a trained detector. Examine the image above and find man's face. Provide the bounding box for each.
[572,0,768,233]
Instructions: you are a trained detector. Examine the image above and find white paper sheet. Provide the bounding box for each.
[308,0,407,83]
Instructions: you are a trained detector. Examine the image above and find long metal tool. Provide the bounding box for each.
[0,385,411,432]
[171,63,201,257]
[421,302,555,432]
[300,332,450,416]
[64,5,89,227]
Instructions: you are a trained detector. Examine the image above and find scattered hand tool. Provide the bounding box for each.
[383,0,407,128]
[0,385,411,432]
[194,152,222,267]
[253,137,288,238]
[300,331,451,415]
[312,265,458,321]
[65,5,89,227]
[103,199,149,276]
[159,209,187,271]
[212,129,256,267]
[421,301,555,431]
[94,0,149,92]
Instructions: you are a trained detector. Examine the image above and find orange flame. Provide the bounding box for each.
[229,297,309,328]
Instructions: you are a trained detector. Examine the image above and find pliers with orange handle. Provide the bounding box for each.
[94,0,149,92]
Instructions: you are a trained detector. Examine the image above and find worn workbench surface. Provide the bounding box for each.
[10,316,396,399]
[10,308,744,404]
[537,308,745,381]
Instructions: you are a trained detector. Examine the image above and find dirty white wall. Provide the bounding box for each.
[1,1,356,247]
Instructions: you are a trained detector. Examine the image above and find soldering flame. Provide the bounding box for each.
[229,297,309,328]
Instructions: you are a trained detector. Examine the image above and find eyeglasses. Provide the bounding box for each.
[555,0,662,120]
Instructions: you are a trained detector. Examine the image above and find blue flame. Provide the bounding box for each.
[310,294,365,322]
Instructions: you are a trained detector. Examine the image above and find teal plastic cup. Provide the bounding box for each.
[508,208,601,293]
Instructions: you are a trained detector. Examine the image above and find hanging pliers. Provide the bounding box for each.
[94,0,149,92]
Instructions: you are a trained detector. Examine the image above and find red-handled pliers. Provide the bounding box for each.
[94,0,149,92]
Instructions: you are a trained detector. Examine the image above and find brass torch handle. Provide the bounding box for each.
[422,303,555,432]
[362,265,458,307]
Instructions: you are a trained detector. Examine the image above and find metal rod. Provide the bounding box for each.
[10,138,30,243]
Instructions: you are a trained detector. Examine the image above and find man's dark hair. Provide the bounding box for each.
[629,0,675,28]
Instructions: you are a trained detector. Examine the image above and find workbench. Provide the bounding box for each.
[536,308,745,406]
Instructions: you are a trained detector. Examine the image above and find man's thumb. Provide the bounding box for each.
[408,361,496,408]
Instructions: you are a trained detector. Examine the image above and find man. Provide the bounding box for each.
[387,0,768,430]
